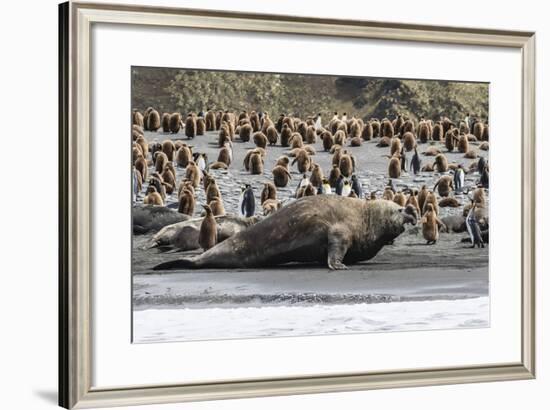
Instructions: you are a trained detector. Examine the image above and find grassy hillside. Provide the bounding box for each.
[132,67,488,123]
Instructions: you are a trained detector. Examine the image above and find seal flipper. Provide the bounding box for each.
[327,225,352,270]
[152,257,198,271]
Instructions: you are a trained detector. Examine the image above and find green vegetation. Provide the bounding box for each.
[132,67,488,122]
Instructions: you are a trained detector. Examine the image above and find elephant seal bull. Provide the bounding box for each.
[153,196,417,271]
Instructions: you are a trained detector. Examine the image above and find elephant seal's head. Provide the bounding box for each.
[365,200,417,244]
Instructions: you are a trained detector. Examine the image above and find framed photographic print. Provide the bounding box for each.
[59,1,536,408]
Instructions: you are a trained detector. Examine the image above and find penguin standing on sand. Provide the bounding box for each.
[341,179,352,197]
[335,175,345,195]
[400,147,407,173]
[466,201,485,248]
[195,153,207,175]
[240,184,255,217]
[314,113,323,130]
[351,174,363,198]
[453,164,465,193]
[318,177,332,195]
[410,147,421,175]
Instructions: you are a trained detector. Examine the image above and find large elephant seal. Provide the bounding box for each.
[154,196,417,271]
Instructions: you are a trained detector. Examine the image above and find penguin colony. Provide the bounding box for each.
[132,108,489,249]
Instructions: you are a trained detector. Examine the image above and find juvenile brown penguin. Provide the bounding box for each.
[161,139,176,162]
[205,178,221,203]
[421,203,444,245]
[321,130,334,151]
[238,123,253,143]
[161,113,171,133]
[272,165,292,187]
[169,112,183,134]
[185,114,196,139]
[361,122,373,141]
[185,161,201,188]
[292,150,312,174]
[196,117,206,136]
[473,121,485,140]
[402,132,416,152]
[423,191,439,215]
[339,153,353,177]
[260,182,277,204]
[305,126,317,144]
[328,164,341,188]
[334,130,347,146]
[418,121,431,143]
[134,155,148,183]
[178,189,195,216]
[249,152,264,175]
[433,153,449,173]
[433,175,454,197]
[276,155,290,169]
[310,163,324,187]
[199,205,217,251]
[205,110,216,131]
[393,191,407,207]
[175,144,192,168]
[388,153,401,178]
[144,185,163,206]
[417,185,428,212]
[154,151,169,174]
[280,123,292,147]
[432,122,443,141]
[147,109,161,131]
[457,134,469,153]
[161,165,176,195]
[445,128,459,152]
[290,133,304,149]
[209,196,226,216]
[253,131,268,149]
[266,126,278,145]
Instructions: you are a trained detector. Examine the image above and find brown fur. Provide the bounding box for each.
[169,113,182,133]
[388,154,401,178]
[377,136,391,147]
[205,110,216,131]
[185,161,201,188]
[334,130,347,146]
[464,149,478,159]
[162,113,171,133]
[402,132,416,151]
[292,150,312,174]
[422,146,441,156]
[473,122,485,140]
[328,164,341,188]
[479,142,489,151]
[421,203,443,243]
[175,145,192,168]
[199,205,217,251]
[239,124,253,142]
[144,186,163,206]
[260,182,277,204]
[321,131,334,151]
[249,152,264,175]
[457,134,469,153]
[290,133,304,149]
[178,189,195,215]
[253,132,268,149]
[147,109,161,131]
[280,124,292,147]
[433,175,454,197]
[196,117,206,136]
[217,145,232,166]
[154,151,169,174]
[209,197,225,216]
[266,126,278,145]
[390,137,402,157]
[161,139,176,161]
[272,165,292,187]
[339,154,353,177]
[393,192,406,207]
[418,121,431,143]
[218,125,231,147]
[310,163,323,187]
[361,122,373,141]
[433,154,449,172]
[185,115,196,139]
[132,110,144,127]
[423,191,439,215]
[439,197,461,207]
[305,126,317,144]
